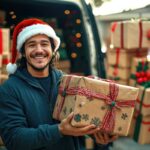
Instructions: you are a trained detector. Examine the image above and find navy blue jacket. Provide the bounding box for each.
[0,68,85,150]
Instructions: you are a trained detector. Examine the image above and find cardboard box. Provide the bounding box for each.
[111,21,150,49]
[107,76,129,85]
[107,48,148,68]
[0,28,10,54]
[137,115,150,144]
[130,57,150,74]
[53,75,139,136]
[136,85,150,116]
[55,60,71,73]
[130,112,150,144]
[107,65,130,80]
[0,55,2,68]
[128,79,136,87]
[0,74,8,84]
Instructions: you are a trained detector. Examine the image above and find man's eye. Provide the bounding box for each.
[42,43,49,46]
[28,44,35,47]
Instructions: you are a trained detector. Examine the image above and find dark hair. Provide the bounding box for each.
[16,37,58,70]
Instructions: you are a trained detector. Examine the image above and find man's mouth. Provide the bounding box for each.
[31,53,47,59]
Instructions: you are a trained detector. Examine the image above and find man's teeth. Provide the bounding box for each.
[34,56,45,58]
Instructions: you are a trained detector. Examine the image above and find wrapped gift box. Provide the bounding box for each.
[53,75,139,136]
[55,60,71,73]
[107,48,148,68]
[0,28,10,54]
[0,54,2,68]
[129,79,137,87]
[111,20,150,49]
[1,52,10,74]
[107,76,129,85]
[107,65,130,80]
[85,135,94,150]
[0,74,8,84]
[130,112,150,144]
[130,57,149,74]
[130,57,150,86]
[135,85,150,116]
[137,115,150,144]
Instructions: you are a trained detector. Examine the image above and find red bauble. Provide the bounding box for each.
[143,77,148,82]
[135,72,141,78]
[146,71,150,79]
[137,78,144,84]
[140,71,145,77]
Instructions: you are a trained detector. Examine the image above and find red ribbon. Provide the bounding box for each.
[139,21,143,48]
[120,23,124,48]
[119,21,143,49]
[142,121,150,125]
[58,76,136,132]
[137,98,150,108]
[0,28,3,54]
[113,48,120,76]
[111,22,118,32]
[56,76,72,119]
[2,58,10,65]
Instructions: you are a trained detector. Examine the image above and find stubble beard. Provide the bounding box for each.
[27,60,51,72]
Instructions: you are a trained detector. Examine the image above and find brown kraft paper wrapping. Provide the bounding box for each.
[53,75,139,136]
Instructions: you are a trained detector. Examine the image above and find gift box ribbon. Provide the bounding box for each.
[113,21,143,49]
[133,111,150,142]
[57,76,136,132]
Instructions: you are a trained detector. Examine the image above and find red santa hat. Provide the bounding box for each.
[6,18,60,74]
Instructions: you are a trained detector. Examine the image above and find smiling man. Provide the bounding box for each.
[25,34,53,76]
[0,18,117,150]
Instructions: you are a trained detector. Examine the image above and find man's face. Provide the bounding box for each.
[24,34,53,73]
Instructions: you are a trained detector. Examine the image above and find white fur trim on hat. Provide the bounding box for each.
[6,63,17,74]
[17,24,60,52]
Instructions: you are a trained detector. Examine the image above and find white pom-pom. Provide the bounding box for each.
[6,63,17,74]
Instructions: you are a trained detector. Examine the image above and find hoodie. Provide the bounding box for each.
[0,68,85,150]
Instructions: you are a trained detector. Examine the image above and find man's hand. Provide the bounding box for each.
[58,112,100,136]
[94,132,118,145]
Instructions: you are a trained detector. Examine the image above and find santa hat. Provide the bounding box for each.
[6,18,60,74]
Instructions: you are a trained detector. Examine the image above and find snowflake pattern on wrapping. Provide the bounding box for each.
[90,117,101,127]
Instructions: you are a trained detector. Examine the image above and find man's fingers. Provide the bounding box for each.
[109,134,118,142]
[94,132,106,144]
[76,124,98,133]
[85,126,100,135]
[94,132,119,144]
[65,112,74,123]
[103,133,110,142]
[71,124,100,136]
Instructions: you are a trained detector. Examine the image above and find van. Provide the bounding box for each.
[0,0,106,77]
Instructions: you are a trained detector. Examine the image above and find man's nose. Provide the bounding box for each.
[36,44,43,51]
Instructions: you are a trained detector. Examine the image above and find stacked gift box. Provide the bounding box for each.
[106,20,150,86]
[106,48,148,85]
[53,75,139,136]
[0,28,10,84]
[129,110,150,144]
[129,57,150,86]
[55,60,71,73]
[128,57,150,144]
